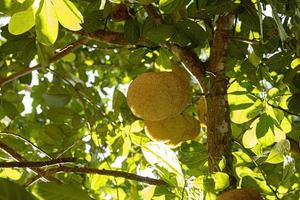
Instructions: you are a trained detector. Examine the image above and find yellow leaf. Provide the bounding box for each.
[52,0,83,31]
[140,186,156,200]
[242,118,259,148]
[9,6,35,35]
[36,0,58,45]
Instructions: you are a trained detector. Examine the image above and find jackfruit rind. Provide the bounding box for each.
[127,72,192,121]
[144,114,200,147]
[182,114,200,140]
[171,64,193,111]
[216,189,263,200]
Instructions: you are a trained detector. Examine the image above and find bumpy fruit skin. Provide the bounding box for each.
[171,65,193,114]
[127,72,192,121]
[216,189,263,200]
[144,114,200,147]
[182,114,200,140]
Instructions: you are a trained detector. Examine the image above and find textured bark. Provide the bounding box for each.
[206,14,235,178]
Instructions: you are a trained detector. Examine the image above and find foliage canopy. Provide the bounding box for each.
[0,0,300,199]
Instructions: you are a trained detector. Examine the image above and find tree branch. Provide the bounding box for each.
[0,142,60,183]
[0,141,167,186]
[267,101,300,117]
[143,4,208,91]
[167,44,208,92]
[0,158,76,168]
[0,37,89,88]
[0,131,52,159]
[45,166,168,186]
[77,30,134,47]
[206,13,236,186]
[143,5,163,24]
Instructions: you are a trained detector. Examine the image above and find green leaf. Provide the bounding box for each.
[242,118,259,148]
[46,107,74,122]
[137,0,158,4]
[130,120,144,133]
[122,136,131,157]
[112,88,126,113]
[32,182,91,200]
[204,0,239,15]
[35,0,58,45]
[52,0,83,31]
[8,6,35,35]
[44,124,64,145]
[145,24,175,43]
[129,48,146,64]
[142,142,184,187]
[256,114,270,139]
[0,178,35,200]
[282,155,295,183]
[129,132,150,146]
[287,94,300,114]
[265,149,283,164]
[271,4,289,42]
[233,151,252,165]
[159,0,175,7]
[248,51,261,67]
[0,0,34,15]
[62,52,76,62]
[36,42,55,66]
[174,19,208,47]
[292,73,300,89]
[155,48,172,69]
[265,140,290,164]
[159,0,187,14]
[124,18,140,44]
[43,85,71,108]
[230,97,262,124]
[43,93,70,107]
[211,172,229,191]
[140,186,156,200]
[0,100,19,119]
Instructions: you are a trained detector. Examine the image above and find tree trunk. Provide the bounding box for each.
[206,14,235,182]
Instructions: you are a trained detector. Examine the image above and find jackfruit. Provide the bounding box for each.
[144,114,200,147]
[127,71,192,121]
[216,189,263,200]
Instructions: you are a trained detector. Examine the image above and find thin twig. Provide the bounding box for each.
[77,30,134,47]
[267,101,300,117]
[234,141,280,200]
[228,36,260,44]
[0,37,89,88]
[0,141,60,183]
[0,158,76,168]
[0,131,52,159]
[45,166,167,186]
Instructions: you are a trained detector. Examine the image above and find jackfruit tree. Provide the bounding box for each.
[0,0,299,199]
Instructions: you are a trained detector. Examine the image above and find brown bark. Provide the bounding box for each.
[206,14,235,179]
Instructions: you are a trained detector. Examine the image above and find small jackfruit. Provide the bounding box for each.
[144,114,200,147]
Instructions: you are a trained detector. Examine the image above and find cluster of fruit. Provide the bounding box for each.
[127,65,200,147]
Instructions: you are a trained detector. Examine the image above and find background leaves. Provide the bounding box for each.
[0,0,300,199]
